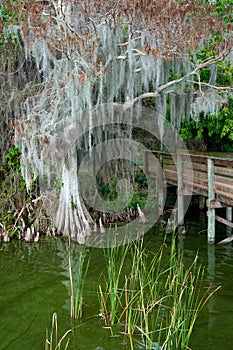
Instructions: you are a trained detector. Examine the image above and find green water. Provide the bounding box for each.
[0,211,232,350]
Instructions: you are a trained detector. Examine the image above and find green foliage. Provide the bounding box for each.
[0,30,20,48]
[0,1,24,73]
[0,147,42,237]
[71,201,78,210]
[134,169,148,187]
[201,0,233,22]
[214,0,233,22]
[195,47,233,86]
[219,99,233,142]
[216,61,233,86]
[180,99,233,151]
[5,146,21,171]
[0,0,24,25]
[0,148,26,235]
[183,26,233,151]
[0,4,15,24]
[0,29,22,73]
[96,166,149,211]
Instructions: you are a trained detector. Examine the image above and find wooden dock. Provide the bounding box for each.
[143,150,233,244]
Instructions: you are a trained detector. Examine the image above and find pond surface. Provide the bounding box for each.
[0,210,233,350]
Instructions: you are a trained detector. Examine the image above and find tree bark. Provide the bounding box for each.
[54,149,92,243]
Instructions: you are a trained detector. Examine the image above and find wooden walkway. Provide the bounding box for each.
[143,150,233,244]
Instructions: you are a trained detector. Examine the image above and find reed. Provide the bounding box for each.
[135,237,219,350]
[121,241,145,348]
[119,240,167,349]
[99,241,130,325]
[161,239,220,349]
[45,313,71,350]
[65,233,218,349]
[98,235,219,350]
[68,242,90,319]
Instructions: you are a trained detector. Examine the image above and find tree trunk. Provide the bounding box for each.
[54,149,93,243]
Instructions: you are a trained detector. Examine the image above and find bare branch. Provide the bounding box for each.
[187,81,233,92]
[123,53,228,110]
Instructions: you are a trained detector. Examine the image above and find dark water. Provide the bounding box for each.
[0,210,233,350]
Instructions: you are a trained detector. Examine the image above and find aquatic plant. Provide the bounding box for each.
[99,241,130,325]
[45,313,71,350]
[156,239,220,350]
[98,236,219,350]
[68,243,90,319]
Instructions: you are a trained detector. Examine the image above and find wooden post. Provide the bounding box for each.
[207,158,215,244]
[177,153,184,225]
[226,207,232,221]
[226,207,232,235]
[156,161,164,215]
[156,153,163,215]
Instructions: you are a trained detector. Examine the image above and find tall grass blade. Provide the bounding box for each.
[45,313,71,350]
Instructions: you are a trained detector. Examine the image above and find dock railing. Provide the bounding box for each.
[143,150,233,244]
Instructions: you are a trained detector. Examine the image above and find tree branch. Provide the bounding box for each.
[187,80,233,91]
[123,53,228,110]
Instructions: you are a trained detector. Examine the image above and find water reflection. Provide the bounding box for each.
[0,218,233,350]
[207,245,216,279]
[175,211,233,350]
[0,239,69,350]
